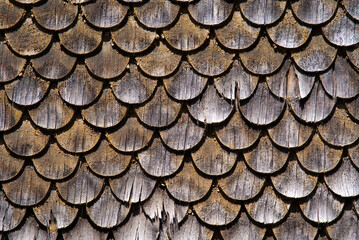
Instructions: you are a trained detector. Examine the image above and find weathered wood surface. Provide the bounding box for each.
[188,0,233,26]
[240,0,286,25]
[0,0,24,30]
[0,90,22,131]
[0,144,24,181]
[0,42,26,82]
[291,0,337,25]
[0,191,26,231]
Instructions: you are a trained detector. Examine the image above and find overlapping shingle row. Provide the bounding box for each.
[1,0,359,239]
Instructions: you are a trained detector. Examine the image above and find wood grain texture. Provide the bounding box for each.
[267,9,311,49]
[346,96,359,121]
[292,35,337,72]
[87,186,130,228]
[111,63,157,104]
[163,61,207,101]
[320,55,359,99]
[192,137,237,176]
[59,18,102,55]
[111,16,156,53]
[32,143,78,180]
[240,81,284,125]
[85,139,131,177]
[219,161,264,201]
[160,112,205,151]
[347,44,359,69]
[221,211,266,240]
[165,161,212,203]
[343,0,359,20]
[0,89,22,131]
[0,144,24,181]
[0,191,26,231]
[267,109,313,148]
[7,216,49,240]
[0,0,24,30]
[6,16,52,56]
[215,59,258,101]
[2,166,50,206]
[33,0,78,31]
[63,218,107,240]
[299,183,344,223]
[163,13,209,51]
[5,65,49,106]
[13,0,42,3]
[272,160,317,198]
[82,88,127,128]
[188,39,234,76]
[188,0,233,26]
[240,36,285,75]
[136,85,181,128]
[85,41,129,79]
[137,41,181,77]
[134,0,180,28]
[70,0,91,3]
[188,84,233,124]
[110,163,156,203]
[58,64,103,106]
[4,120,49,157]
[0,42,26,82]
[291,0,337,24]
[29,89,74,130]
[33,190,78,229]
[296,133,342,173]
[318,108,359,147]
[57,163,104,205]
[327,210,359,240]
[107,116,153,152]
[82,0,128,28]
[240,0,286,25]
[246,186,290,224]
[215,11,260,50]
[172,214,213,240]
[272,212,317,240]
[244,135,288,174]
[32,42,76,80]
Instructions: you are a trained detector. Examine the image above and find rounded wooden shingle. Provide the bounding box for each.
[7,216,48,240]
[267,9,311,49]
[163,13,209,52]
[33,0,78,31]
[56,118,101,153]
[5,65,49,106]
[343,0,359,20]
[106,116,153,152]
[82,88,127,128]
[292,35,337,72]
[192,137,237,176]
[32,42,76,80]
[6,16,52,56]
[188,39,234,77]
[188,0,233,26]
[111,63,157,104]
[0,0,25,30]
[215,11,260,50]
[2,166,50,206]
[136,85,181,128]
[327,210,359,240]
[63,218,107,240]
[13,0,42,4]
[160,112,205,151]
[59,18,102,55]
[137,41,181,77]
[4,120,49,157]
[110,163,156,203]
[291,0,338,25]
[188,84,233,124]
[172,214,213,240]
[299,183,344,223]
[165,161,212,203]
[0,191,26,231]
[318,108,359,147]
[57,163,104,205]
[138,138,183,177]
[245,186,290,225]
[85,139,131,177]
[0,90,22,131]
[82,0,128,28]
[85,41,129,79]
[32,143,78,180]
[58,64,103,106]
[346,96,359,121]
[240,36,285,75]
[244,135,288,174]
[296,133,342,173]
[240,0,286,25]
[219,161,265,201]
[87,186,130,228]
[0,42,26,83]
[272,160,318,199]
[29,89,74,130]
[33,190,78,229]
[111,16,156,54]
[0,144,24,181]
